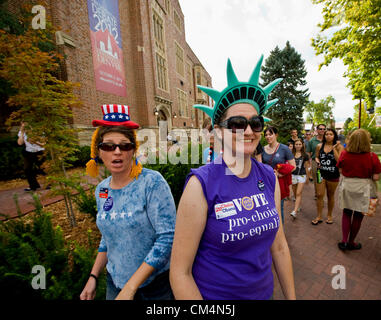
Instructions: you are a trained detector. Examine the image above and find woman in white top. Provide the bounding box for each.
[17,122,46,191]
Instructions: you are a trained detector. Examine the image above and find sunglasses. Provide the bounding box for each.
[318,127,326,131]
[98,142,135,152]
[219,116,264,133]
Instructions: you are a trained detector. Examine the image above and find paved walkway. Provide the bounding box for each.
[273,183,381,300]
[0,179,380,299]
[0,176,99,220]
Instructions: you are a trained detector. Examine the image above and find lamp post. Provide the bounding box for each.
[358,98,362,128]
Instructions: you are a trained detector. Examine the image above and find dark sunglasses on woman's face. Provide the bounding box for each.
[98,142,135,152]
[219,115,264,133]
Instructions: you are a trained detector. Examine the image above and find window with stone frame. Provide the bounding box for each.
[175,41,184,77]
[153,10,165,52]
[156,53,168,91]
[186,62,192,87]
[165,0,170,14]
[177,88,188,117]
[196,71,201,93]
[173,9,181,31]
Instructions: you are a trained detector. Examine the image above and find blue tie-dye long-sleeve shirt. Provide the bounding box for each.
[95,168,176,289]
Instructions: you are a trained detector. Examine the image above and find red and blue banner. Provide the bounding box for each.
[87,0,126,96]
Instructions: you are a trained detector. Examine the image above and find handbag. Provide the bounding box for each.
[363,153,379,217]
[366,197,378,217]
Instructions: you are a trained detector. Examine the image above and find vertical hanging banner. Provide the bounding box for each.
[87,0,126,96]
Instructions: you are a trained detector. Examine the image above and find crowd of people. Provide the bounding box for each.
[35,56,376,301]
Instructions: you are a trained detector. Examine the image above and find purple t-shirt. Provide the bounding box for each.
[185,157,279,300]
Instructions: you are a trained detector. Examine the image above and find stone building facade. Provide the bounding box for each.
[3,0,212,144]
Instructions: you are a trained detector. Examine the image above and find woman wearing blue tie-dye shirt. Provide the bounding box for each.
[80,104,176,300]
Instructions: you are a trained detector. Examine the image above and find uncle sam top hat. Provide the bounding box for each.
[92,104,140,128]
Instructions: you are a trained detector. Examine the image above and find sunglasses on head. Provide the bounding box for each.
[219,115,264,133]
[98,142,135,152]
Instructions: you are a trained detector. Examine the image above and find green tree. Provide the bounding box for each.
[343,117,352,134]
[0,0,28,131]
[311,0,381,110]
[305,95,335,127]
[261,41,309,138]
[0,4,82,227]
[347,100,376,131]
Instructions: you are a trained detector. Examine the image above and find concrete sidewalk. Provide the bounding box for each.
[273,183,381,300]
[0,177,99,220]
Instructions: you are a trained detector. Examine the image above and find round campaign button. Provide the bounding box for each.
[257,180,265,191]
[103,196,113,211]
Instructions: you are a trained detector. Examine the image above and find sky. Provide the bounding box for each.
[178,0,357,123]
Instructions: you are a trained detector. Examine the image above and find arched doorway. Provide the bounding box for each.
[156,105,171,141]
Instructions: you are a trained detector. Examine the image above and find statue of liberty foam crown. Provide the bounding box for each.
[193,55,282,126]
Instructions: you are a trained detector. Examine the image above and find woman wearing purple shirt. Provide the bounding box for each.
[170,57,295,300]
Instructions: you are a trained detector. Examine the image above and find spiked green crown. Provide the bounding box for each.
[194,55,282,126]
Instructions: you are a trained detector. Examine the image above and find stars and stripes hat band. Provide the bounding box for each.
[92,104,139,128]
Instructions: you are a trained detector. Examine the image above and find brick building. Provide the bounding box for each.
[3,0,212,144]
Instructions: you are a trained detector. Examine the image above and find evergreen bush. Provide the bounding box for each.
[0,195,105,300]
[0,135,24,180]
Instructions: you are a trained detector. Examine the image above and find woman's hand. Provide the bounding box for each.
[333,142,341,151]
[80,277,97,300]
[115,285,137,300]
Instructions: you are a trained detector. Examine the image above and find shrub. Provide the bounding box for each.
[0,135,24,180]
[145,162,201,207]
[368,127,381,144]
[0,138,91,181]
[69,145,91,168]
[0,195,105,300]
[144,144,201,207]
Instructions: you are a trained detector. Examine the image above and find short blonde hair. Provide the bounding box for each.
[346,129,371,153]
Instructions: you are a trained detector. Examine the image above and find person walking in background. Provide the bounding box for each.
[307,124,326,199]
[288,129,299,144]
[262,126,296,223]
[337,130,346,146]
[289,139,310,219]
[80,105,176,300]
[287,129,299,146]
[303,131,312,152]
[336,129,381,250]
[287,141,295,200]
[253,141,264,162]
[312,128,343,225]
[201,117,218,164]
[17,122,46,191]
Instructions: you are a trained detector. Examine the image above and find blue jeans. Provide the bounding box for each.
[106,270,174,300]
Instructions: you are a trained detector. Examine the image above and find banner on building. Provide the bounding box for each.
[87,0,126,96]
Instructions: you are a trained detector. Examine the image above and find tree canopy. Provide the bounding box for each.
[305,95,335,127]
[0,3,82,226]
[261,41,309,137]
[311,0,381,109]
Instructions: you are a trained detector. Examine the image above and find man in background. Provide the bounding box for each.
[307,124,326,199]
[17,122,46,191]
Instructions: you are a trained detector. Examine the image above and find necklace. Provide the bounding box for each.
[267,142,279,154]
